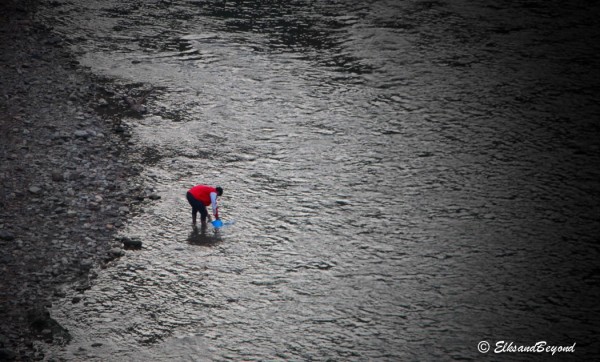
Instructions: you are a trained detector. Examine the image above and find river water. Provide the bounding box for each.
[38,0,600,360]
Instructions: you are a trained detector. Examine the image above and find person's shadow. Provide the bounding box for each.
[187,224,222,246]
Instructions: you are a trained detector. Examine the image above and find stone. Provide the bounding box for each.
[74,130,89,138]
[51,171,64,182]
[0,230,15,241]
[109,247,124,257]
[80,259,93,270]
[29,186,42,194]
[148,193,161,200]
[75,281,90,292]
[122,237,142,250]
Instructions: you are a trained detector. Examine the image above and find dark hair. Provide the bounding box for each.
[216,186,223,196]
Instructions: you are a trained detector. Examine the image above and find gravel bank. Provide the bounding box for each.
[1,2,151,360]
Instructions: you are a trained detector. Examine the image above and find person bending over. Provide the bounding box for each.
[186,184,223,227]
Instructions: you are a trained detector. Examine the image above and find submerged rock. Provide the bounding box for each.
[121,237,142,250]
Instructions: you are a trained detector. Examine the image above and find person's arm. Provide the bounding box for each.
[210,192,219,219]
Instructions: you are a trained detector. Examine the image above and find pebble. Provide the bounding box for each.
[51,172,64,182]
[80,259,93,270]
[109,247,124,257]
[74,130,89,138]
[29,186,42,194]
[149,193,161,200]
[0,230,15,241]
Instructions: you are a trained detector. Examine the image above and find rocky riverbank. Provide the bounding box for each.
[0,2,154,360]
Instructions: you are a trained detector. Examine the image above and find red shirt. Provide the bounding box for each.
[188,185,217,205]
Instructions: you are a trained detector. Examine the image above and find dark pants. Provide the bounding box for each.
[187,192,208,222]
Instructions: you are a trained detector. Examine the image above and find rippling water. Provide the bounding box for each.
[39,0,600,360]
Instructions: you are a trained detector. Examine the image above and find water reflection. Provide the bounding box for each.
[187,224,222,246]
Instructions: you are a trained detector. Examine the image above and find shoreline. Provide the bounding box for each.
[1,2,150,360]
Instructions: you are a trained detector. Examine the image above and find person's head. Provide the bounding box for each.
[216,186,223,196]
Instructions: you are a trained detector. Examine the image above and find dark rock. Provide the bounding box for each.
[108,247,124,259]
[28,186,42,195]
[74,130,89,138]
[121,237,142,250]
[51,172,64,182]
[80,259,93,271]
[0,230,15,241]
[45,36,62,46]
[74,281,90,292]
[68,171,82,180]
[148,193,161,200]
[0,348,17,360]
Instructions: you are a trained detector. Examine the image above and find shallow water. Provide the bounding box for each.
[39,0,600,360]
